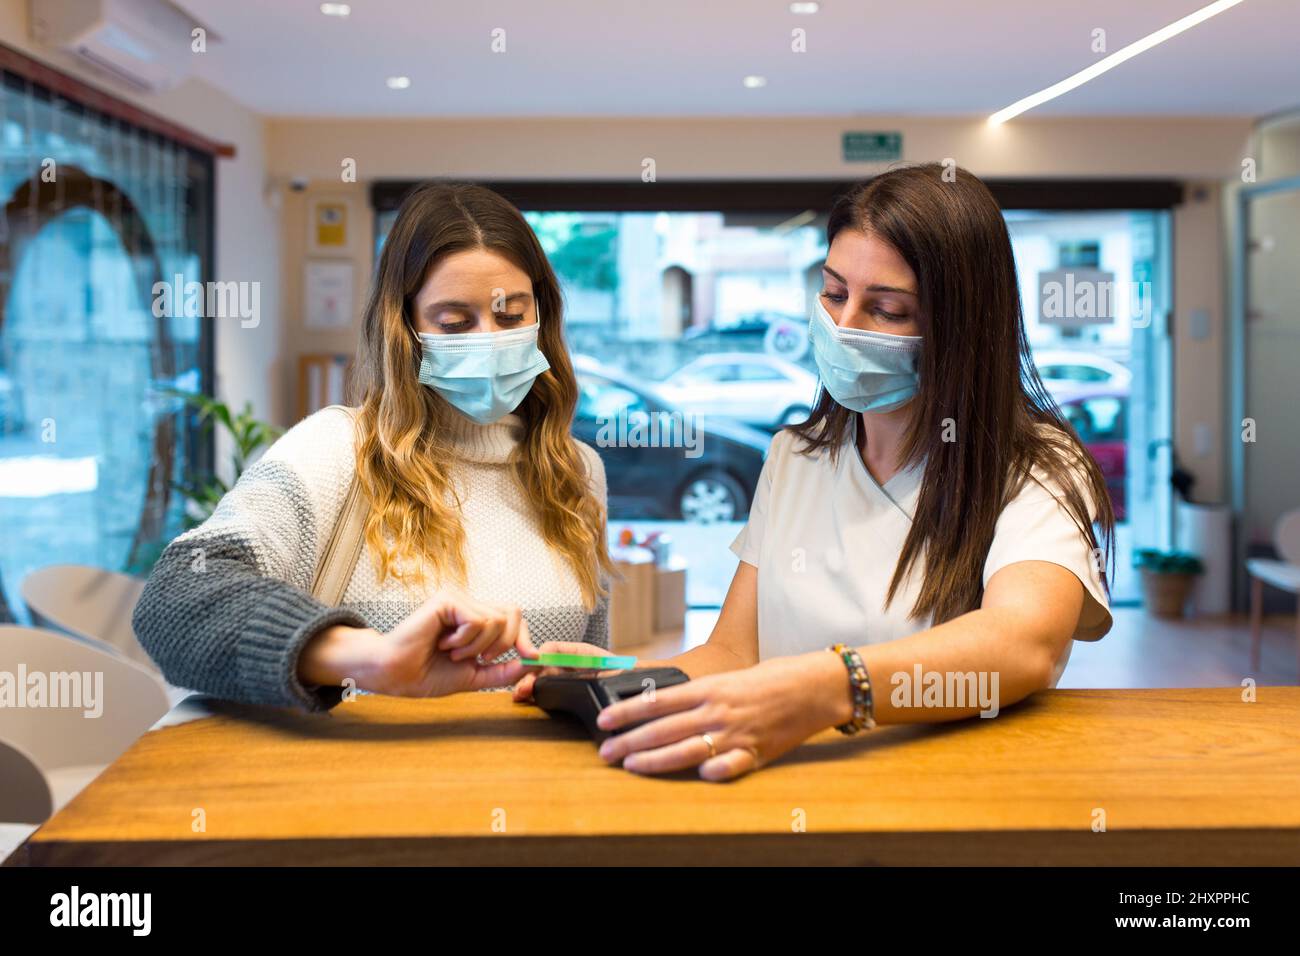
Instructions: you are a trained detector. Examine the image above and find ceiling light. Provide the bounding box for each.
[774,210,817,234]
[743,75,767,89]
[386,76,411,90]
[320,3,351,16]
[790,2,820,13]
[989,0,1245,124]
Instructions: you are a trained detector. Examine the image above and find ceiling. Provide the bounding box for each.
[175,0,1300,118]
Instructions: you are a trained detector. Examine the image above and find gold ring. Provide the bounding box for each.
[700,732,717,759]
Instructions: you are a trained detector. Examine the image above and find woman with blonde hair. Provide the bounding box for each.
[135,182,612,710]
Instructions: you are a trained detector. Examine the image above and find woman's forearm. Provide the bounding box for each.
[642,638,755,679]
[132,535,371,712]
[298,624,387,691]
[842,606,1069,725]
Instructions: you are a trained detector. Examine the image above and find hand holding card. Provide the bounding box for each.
[511,642,631,702]
[520,652,638,669]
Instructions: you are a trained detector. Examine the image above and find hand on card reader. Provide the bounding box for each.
[529,655,690,743]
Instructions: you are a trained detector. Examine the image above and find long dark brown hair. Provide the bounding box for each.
[792,163,1113,624]
[351,181,612,608]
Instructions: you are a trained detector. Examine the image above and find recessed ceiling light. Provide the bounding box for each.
[386,76,411,90]
[790,2,820,13]
[320,3,351,16]
[989,0,1244,124]
[743,75,767,89]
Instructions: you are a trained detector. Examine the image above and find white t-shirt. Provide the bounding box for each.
[729,427,1112,687]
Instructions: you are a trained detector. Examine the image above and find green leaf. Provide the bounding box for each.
[1133,548,1204,575]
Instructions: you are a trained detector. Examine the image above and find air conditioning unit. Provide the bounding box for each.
[29,0,216,94]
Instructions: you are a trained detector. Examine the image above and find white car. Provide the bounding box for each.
[1031,350,1132,399]
[658,353,818,429]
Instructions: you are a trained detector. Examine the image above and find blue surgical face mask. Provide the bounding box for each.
[808,296,922,413]
[416,321,550,425]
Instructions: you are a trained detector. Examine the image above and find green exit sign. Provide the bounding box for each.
[842,131,902,163]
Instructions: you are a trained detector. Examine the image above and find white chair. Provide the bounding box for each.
[20,564,155,672]
[0,625,169,828]
[1246,509,1300,675]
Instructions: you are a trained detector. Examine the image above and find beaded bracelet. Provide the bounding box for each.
[828,643,876,734]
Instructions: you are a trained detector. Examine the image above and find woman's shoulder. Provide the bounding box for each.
[261,405,360,467]
[769,421,844,466]
[188,405,360,552]
[248,405,361,499]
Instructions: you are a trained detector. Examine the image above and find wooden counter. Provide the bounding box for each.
[11,687,1300,866]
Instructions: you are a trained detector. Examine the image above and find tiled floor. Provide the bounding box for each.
[1059,606,1298,688]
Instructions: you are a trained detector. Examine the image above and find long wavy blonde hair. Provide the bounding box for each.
[350,182,611,609]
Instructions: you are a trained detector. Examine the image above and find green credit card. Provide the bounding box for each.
[519,652,637,669]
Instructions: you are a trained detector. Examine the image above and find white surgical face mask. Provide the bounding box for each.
[416,320,550,425]
[808,296,922,413]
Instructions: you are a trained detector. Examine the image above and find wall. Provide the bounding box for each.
[266,115,1252,181]
[1173,183,1228,505]
[277,184,373,420]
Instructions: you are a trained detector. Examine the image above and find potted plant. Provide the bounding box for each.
[1133,549,1204,619]
[170,390,284,527]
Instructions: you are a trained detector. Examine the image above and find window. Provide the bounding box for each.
[739,363,786,382]
[378,193,1171,607]
[1041,364,1113,383]
[1063,396,1126,442]
[576,374,649,420]
[533,209,824,605]
[0,73,213,615]
[676,363,740,384]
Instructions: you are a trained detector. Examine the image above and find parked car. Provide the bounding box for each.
[1058,387,1128,521]
[680,311,801,340]
[1031,349,1132,401]
[571,355,769,523]
[657,352,818,430]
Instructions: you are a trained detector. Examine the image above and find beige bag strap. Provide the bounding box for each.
[310,405,367,607]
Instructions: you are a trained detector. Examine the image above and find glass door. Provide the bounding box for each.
[1236,177,1300,599]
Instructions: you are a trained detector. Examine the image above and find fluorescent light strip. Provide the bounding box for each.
[775,209,817,233]
[989,0,1246,125]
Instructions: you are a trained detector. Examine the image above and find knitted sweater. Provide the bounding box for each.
[132,406,610,712]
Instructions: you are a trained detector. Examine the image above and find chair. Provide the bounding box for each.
[0,738,50,823]
[0,625,169,827]
[1246,509,1300,675]
[20,564,155,672]
[0,740,47,862]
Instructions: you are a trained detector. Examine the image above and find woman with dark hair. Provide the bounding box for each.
[134,182,612,710]
[518,163,1115,781]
